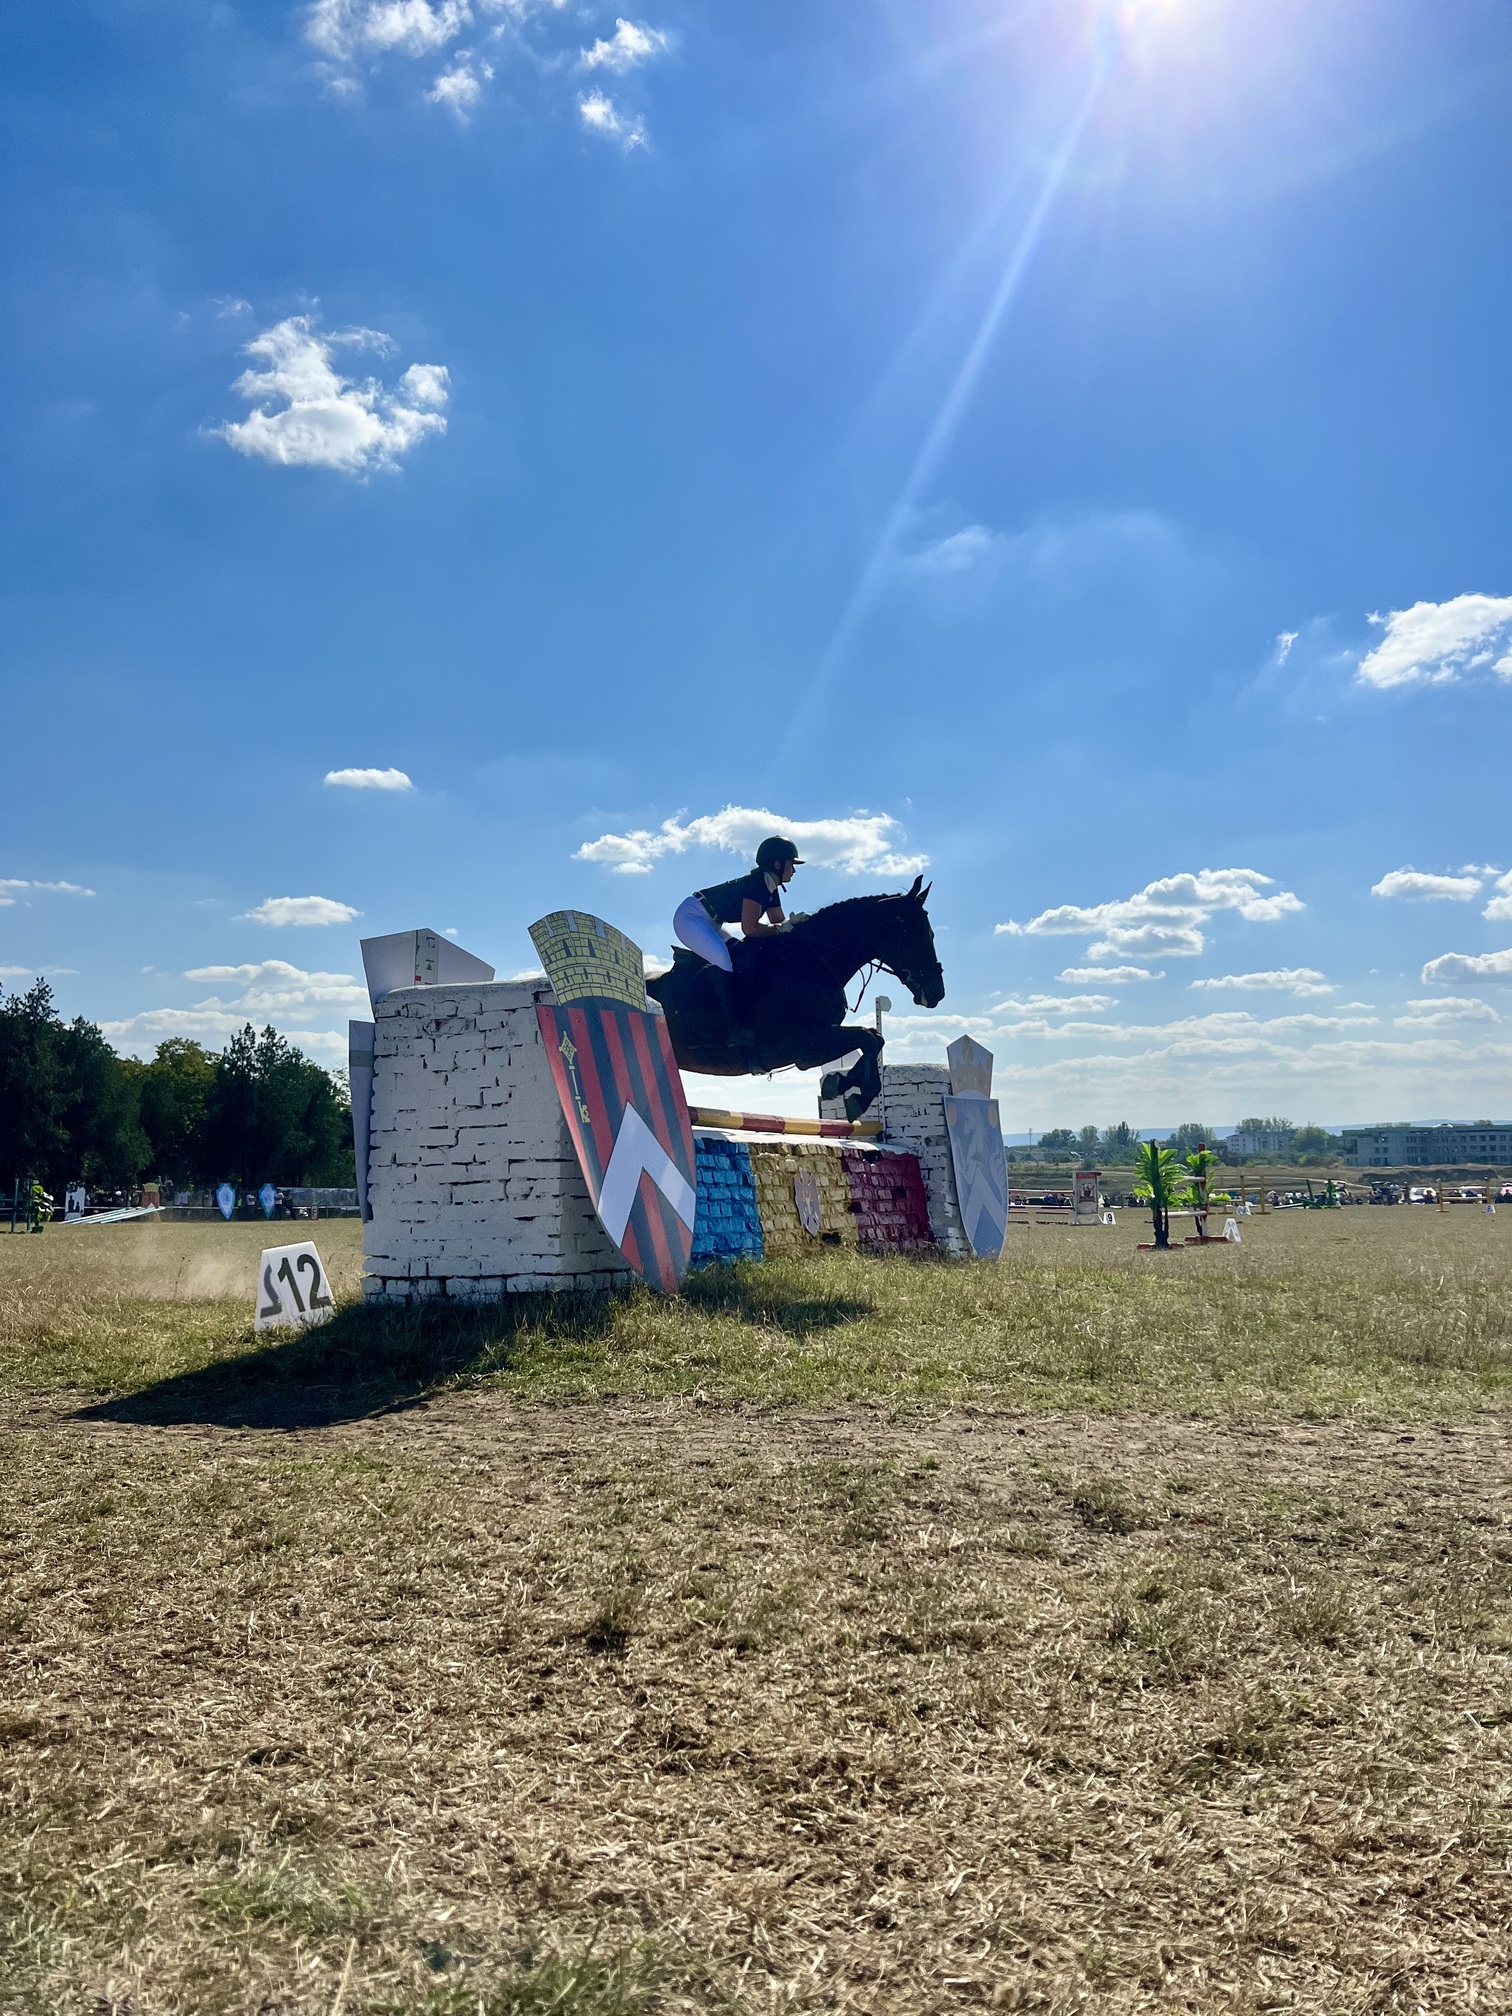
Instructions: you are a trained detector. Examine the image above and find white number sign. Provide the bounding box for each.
[254,1241,336,1332]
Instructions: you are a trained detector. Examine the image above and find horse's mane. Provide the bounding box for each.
[789,889,914,931]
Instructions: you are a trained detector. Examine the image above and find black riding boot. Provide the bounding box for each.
[707,966,754,1051]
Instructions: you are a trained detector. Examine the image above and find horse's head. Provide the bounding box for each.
[881,875,944,1008]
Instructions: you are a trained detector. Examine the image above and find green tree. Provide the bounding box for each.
[1077,1125,1100,1165]
[206,1025,353,1189]
[1166,1122,1216,1162]
[1098,1122,1141,1165]
[139,1039,217,1186]
[1035,1127,1077,1160]
[0,980,150,1191]
[1133,1141,1190,1250]
[1290,1124,1338,1166]
[0,978,66,1185]
[55,1016,149,1188]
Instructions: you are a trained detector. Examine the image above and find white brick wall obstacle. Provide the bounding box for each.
[823,1063,970,1256]
[362,981,633,1301]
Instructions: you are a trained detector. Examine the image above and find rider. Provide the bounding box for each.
[672,836,803,1038]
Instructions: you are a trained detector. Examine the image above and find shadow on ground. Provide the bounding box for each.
[75,1261,875,1431]
[681,1262,873,1337]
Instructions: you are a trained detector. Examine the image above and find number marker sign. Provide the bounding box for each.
[254,1241,336,1333]
[215,1183,236,1221]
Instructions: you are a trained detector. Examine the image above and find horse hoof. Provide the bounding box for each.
[820,1073,844,1101]
[843,1092,869,1123]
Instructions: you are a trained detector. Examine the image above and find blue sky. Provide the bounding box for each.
[5,0,1512,1127]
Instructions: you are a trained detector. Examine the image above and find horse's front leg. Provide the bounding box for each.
[815,1026,883,1118]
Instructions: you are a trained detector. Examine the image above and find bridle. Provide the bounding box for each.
[786,898,934,1011]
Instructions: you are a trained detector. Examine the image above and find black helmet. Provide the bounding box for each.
[756,835,803,873]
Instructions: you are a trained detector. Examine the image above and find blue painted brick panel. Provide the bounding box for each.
[690,1136,764,1263]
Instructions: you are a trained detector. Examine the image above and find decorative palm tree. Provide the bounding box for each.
[1184,1143,1216,1234]
[1133,1141,1189,1250]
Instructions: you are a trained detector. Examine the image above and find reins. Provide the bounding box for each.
[847,960,882,1015]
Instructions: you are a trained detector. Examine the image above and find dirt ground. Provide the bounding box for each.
[4,1388,1510,2014]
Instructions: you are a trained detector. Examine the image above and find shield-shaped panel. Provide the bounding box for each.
[944,1095,1009,1259]
[538,1003,697,1295]
[531,909,697,1295]
[794,1167,822,1237]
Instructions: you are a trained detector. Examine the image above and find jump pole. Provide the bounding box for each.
[687,1106,883,1140]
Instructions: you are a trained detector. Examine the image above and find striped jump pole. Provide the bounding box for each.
[687,1106,883,1140]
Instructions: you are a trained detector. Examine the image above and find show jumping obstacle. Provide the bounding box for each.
[355,981,949,1298]
[687,1106,883,1139]
[352,910,993,1301]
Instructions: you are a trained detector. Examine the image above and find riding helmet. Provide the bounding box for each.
[756,835,804,872]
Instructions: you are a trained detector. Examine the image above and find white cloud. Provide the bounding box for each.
[324,766,415,791]
[1103,1009,1375,1040]
[578,90,645,146]
[1394,997,1499,1029]
[99,962,364,1061]
[582,19,668,70]
[306,0,471,63]
[0,877,95,907]
[216,318,448,476]
[1189,968,1333,997]
[1481,871,1512,923]
[1356,593,1512,690]
[971,1033,1512,1123]
[183,960,370,1014]
[427,54,492,116]
[997,869,1303,960]
[1421,947,1512,985]
[304,2,668,136]
[1276,631,1298,662]
[101,1006,347,1064]
[902,525,1002,575]
[1372,868,1483,903]
[575,806,926,878]
[1056,965,1161,984]
[994,993,1118,1015]
[239,896,361,927]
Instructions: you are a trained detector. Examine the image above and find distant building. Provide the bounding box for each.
[1342,1123,1512,1167]
[1225,1125,1295,1157]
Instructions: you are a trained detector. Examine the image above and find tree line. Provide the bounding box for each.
[1026,1120,1341,1166]
[0,979,354,1195]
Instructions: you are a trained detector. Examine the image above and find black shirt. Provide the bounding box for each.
[696,867,781,926]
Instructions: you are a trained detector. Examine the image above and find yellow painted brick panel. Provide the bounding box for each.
[748,1141,858,1256]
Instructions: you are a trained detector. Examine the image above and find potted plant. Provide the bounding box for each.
[1133,1141,1189,1250]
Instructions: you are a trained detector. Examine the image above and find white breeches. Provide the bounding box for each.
[673,896,734,972]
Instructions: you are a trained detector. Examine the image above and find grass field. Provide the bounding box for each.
[2,1211,1510,2013]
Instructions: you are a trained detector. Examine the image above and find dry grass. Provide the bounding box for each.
[3,1404,1510,2012]
[2,1209,1512,1420]
[2,1213,1512,2012]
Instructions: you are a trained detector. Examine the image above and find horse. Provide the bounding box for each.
[645,875,944,1119]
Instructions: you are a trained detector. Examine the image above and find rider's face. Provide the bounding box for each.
[776,859,797,886]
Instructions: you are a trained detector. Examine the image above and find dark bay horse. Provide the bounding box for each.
[645,876,944,1119]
